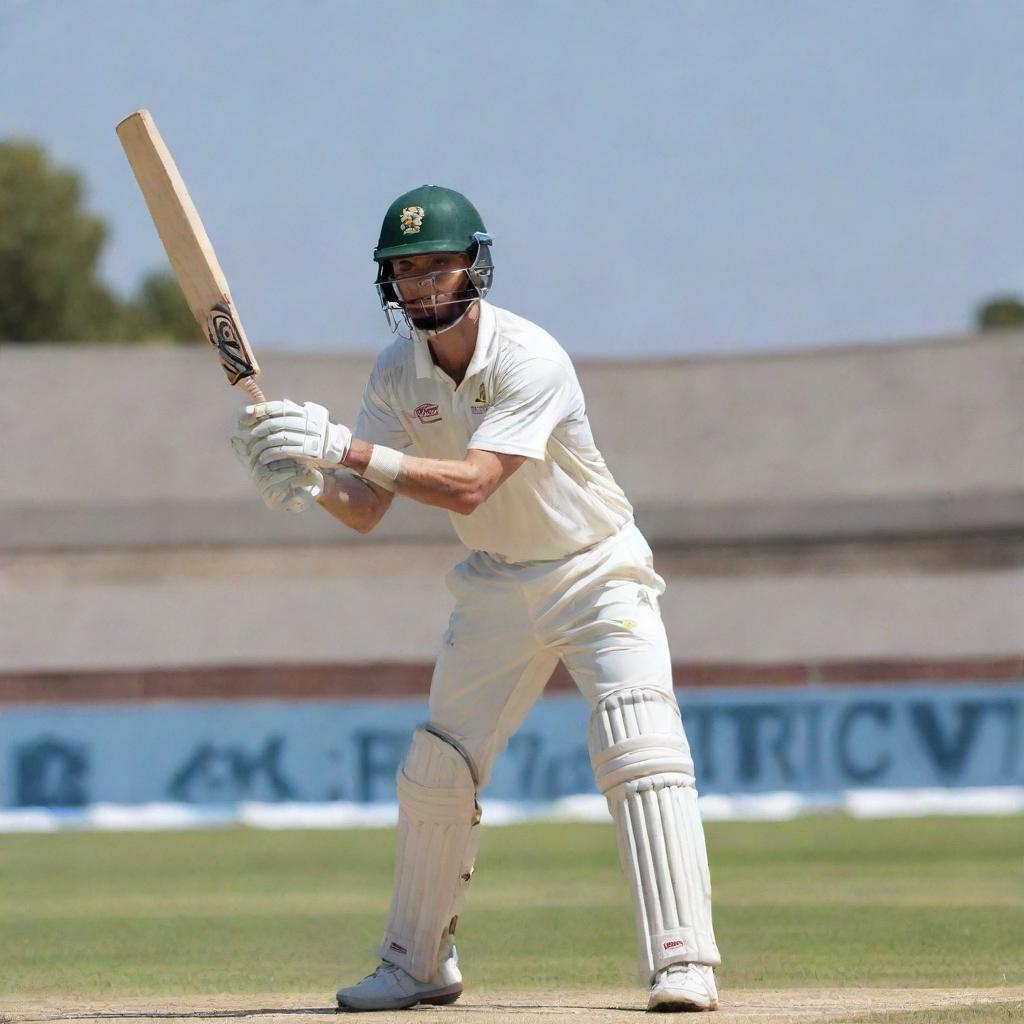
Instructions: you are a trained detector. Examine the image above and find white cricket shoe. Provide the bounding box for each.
[335,946,463,1011]
[647,962,719,1012]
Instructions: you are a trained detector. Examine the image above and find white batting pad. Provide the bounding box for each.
[380,726,481,982]
[589,687,720,978]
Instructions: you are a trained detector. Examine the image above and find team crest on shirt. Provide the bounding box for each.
[414,402,442,423]
[471,382,488,415]
[400,206,425,234]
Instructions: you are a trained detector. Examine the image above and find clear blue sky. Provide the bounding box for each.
[2,0,1022,356]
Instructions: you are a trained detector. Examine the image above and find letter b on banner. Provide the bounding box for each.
[16,736,90,807]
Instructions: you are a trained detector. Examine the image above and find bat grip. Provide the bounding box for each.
[240,376,266,404]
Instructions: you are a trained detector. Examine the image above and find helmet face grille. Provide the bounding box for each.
[466,232,494,301]
[374,233,493,338]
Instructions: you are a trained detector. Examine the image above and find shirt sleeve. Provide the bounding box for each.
[354,368,414,452]
[468,356,575,459]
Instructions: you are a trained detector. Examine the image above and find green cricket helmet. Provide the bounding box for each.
[373,185,494,335]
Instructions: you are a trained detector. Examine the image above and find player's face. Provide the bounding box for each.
[388,252,473,331]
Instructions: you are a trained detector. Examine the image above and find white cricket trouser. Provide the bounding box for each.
[429,522,675,783]
[385,521,719,981]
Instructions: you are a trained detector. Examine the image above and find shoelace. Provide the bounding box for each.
[659,963,700,981]
[364,962,403,982]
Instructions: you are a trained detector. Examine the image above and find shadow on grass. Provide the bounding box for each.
[22,1012,333,1022]
[22,1001,646,1020]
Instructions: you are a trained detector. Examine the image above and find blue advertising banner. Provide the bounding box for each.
[1,684,1022,809]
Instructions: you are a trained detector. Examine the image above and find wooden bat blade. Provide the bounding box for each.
[116,109,262,394]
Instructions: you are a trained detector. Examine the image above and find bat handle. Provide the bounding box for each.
[240,376,266,404]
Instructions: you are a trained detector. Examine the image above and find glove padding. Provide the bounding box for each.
[240,399,352,468]
[231,428,324,514]
[256,459,324,513]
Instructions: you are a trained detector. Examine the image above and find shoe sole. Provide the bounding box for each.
[337,983,463,1012]
[648,992,718,1013]
[418,984,463,1006]
[648,1004,717,1013]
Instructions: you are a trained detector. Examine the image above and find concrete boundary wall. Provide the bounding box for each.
[5,539,1024,672]
[5,335,1022,671]
[4,330,1024,550]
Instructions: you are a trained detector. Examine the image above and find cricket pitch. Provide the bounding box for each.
[8,988,1024,1024]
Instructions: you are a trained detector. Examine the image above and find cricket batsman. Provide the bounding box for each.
[231,186,721,1012]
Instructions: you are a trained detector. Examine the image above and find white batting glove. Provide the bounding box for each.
[230,429,325,514]
[241,399,352,468]
[255,459,325,513]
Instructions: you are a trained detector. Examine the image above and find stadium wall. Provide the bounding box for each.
[3,333,1023,824]
[3,332,1023,676]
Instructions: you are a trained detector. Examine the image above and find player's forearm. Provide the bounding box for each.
[317,469,391,533]
[398,454,489,514]
[343,439,486,515]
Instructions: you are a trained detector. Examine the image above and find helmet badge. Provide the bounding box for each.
[400,206,425,235]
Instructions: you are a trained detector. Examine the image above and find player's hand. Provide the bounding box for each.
[240,399,352,467]
[230,430,324,513]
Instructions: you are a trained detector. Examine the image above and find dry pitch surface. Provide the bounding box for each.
[7,989,1024,1024]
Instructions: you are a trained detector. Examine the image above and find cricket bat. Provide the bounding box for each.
[116,109,265,403]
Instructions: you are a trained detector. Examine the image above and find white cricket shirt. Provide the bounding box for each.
[354,301,633,561]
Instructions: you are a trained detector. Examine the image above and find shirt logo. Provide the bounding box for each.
[414,402,442,423]
[400,206,425,234]
[471,383,488,415]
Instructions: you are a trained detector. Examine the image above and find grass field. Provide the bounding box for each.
[2,816,1022,1021]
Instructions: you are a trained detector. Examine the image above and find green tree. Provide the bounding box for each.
[975,294,1024,332]
[0,140,197,343]
[120,271,203,343]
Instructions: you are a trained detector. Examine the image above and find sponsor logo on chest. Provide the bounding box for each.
[414,402,442,424]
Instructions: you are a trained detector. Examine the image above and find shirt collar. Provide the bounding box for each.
[413,330,434,379]
[413,300,497,381]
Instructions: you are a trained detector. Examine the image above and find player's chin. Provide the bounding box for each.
[408,310,460,333]
[408,303,467,333]
[407,308,436,327]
